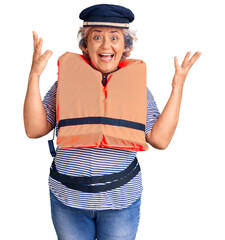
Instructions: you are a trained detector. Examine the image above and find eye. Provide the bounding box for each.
[94,36,101,40]
[112,36,118,41]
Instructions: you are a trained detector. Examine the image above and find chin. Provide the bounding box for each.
[97,65,116,74]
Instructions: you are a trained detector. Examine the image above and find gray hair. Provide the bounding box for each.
[77,27,137,61]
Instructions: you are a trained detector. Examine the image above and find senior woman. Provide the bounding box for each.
[23,4,201,240]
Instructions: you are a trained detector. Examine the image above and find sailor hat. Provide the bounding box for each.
[79,4,134,29]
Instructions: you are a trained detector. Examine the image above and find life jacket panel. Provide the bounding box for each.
[56,52,149,151]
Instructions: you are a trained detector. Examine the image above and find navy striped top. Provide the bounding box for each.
[43,81,160,210]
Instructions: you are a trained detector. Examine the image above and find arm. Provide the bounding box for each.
[146,51,202,149]
[23,31,53,138]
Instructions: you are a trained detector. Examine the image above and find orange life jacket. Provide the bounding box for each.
[56,52,149,151]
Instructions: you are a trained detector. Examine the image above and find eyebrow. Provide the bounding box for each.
[92,30,119,33]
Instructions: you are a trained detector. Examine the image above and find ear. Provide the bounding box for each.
[121,48,130,61]
[80,46,88,54]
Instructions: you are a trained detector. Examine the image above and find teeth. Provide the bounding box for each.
[99,54,114,58]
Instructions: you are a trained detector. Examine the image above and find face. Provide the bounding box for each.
[86,27,125,74]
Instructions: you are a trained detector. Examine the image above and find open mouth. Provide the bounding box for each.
[98,53,114,61]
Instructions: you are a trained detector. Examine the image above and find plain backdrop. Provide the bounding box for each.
[1,0,224,239]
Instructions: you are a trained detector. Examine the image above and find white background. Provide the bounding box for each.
[1,0,225,239]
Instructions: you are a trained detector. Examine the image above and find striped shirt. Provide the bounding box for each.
[43,81,160,210]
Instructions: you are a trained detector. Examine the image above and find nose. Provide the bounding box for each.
[101,37,111,49]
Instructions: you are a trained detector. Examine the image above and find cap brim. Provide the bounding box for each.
[83,21,129,28]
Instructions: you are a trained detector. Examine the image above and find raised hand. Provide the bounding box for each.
[172,51,202,89]
[30,31,53,77]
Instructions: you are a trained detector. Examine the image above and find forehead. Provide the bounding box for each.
[89,26,123,35]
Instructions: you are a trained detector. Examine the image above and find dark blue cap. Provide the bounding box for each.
[79,4,134,29]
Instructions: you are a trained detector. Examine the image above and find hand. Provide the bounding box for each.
[172,51,202,89]
[30,31,53,77]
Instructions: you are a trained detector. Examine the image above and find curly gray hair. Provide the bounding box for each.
[77,27,137,61]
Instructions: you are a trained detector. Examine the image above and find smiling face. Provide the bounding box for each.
[86,27,125,74]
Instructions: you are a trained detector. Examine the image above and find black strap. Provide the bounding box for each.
[48,127,56,157]
[51,157,138,184]
[50,157,140,193]
[61,164,140,193]
[58,117,145,131]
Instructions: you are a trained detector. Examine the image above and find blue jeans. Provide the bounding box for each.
[50,190,141,240]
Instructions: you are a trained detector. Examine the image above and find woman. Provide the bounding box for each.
[23,4,201,240]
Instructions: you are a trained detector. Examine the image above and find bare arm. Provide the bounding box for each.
[23,31,53,138]
[146,51,202,149]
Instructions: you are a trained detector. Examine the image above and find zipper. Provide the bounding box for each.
[102,73,109,87]
[101,67,120,87]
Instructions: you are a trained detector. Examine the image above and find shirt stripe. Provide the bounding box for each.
[43,81,160,210]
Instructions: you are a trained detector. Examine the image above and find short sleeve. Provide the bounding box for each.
[42,81,57,128]
[145,87,160,135]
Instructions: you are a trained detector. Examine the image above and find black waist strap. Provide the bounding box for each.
[58,117,145,131]
[50,157,140,193]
